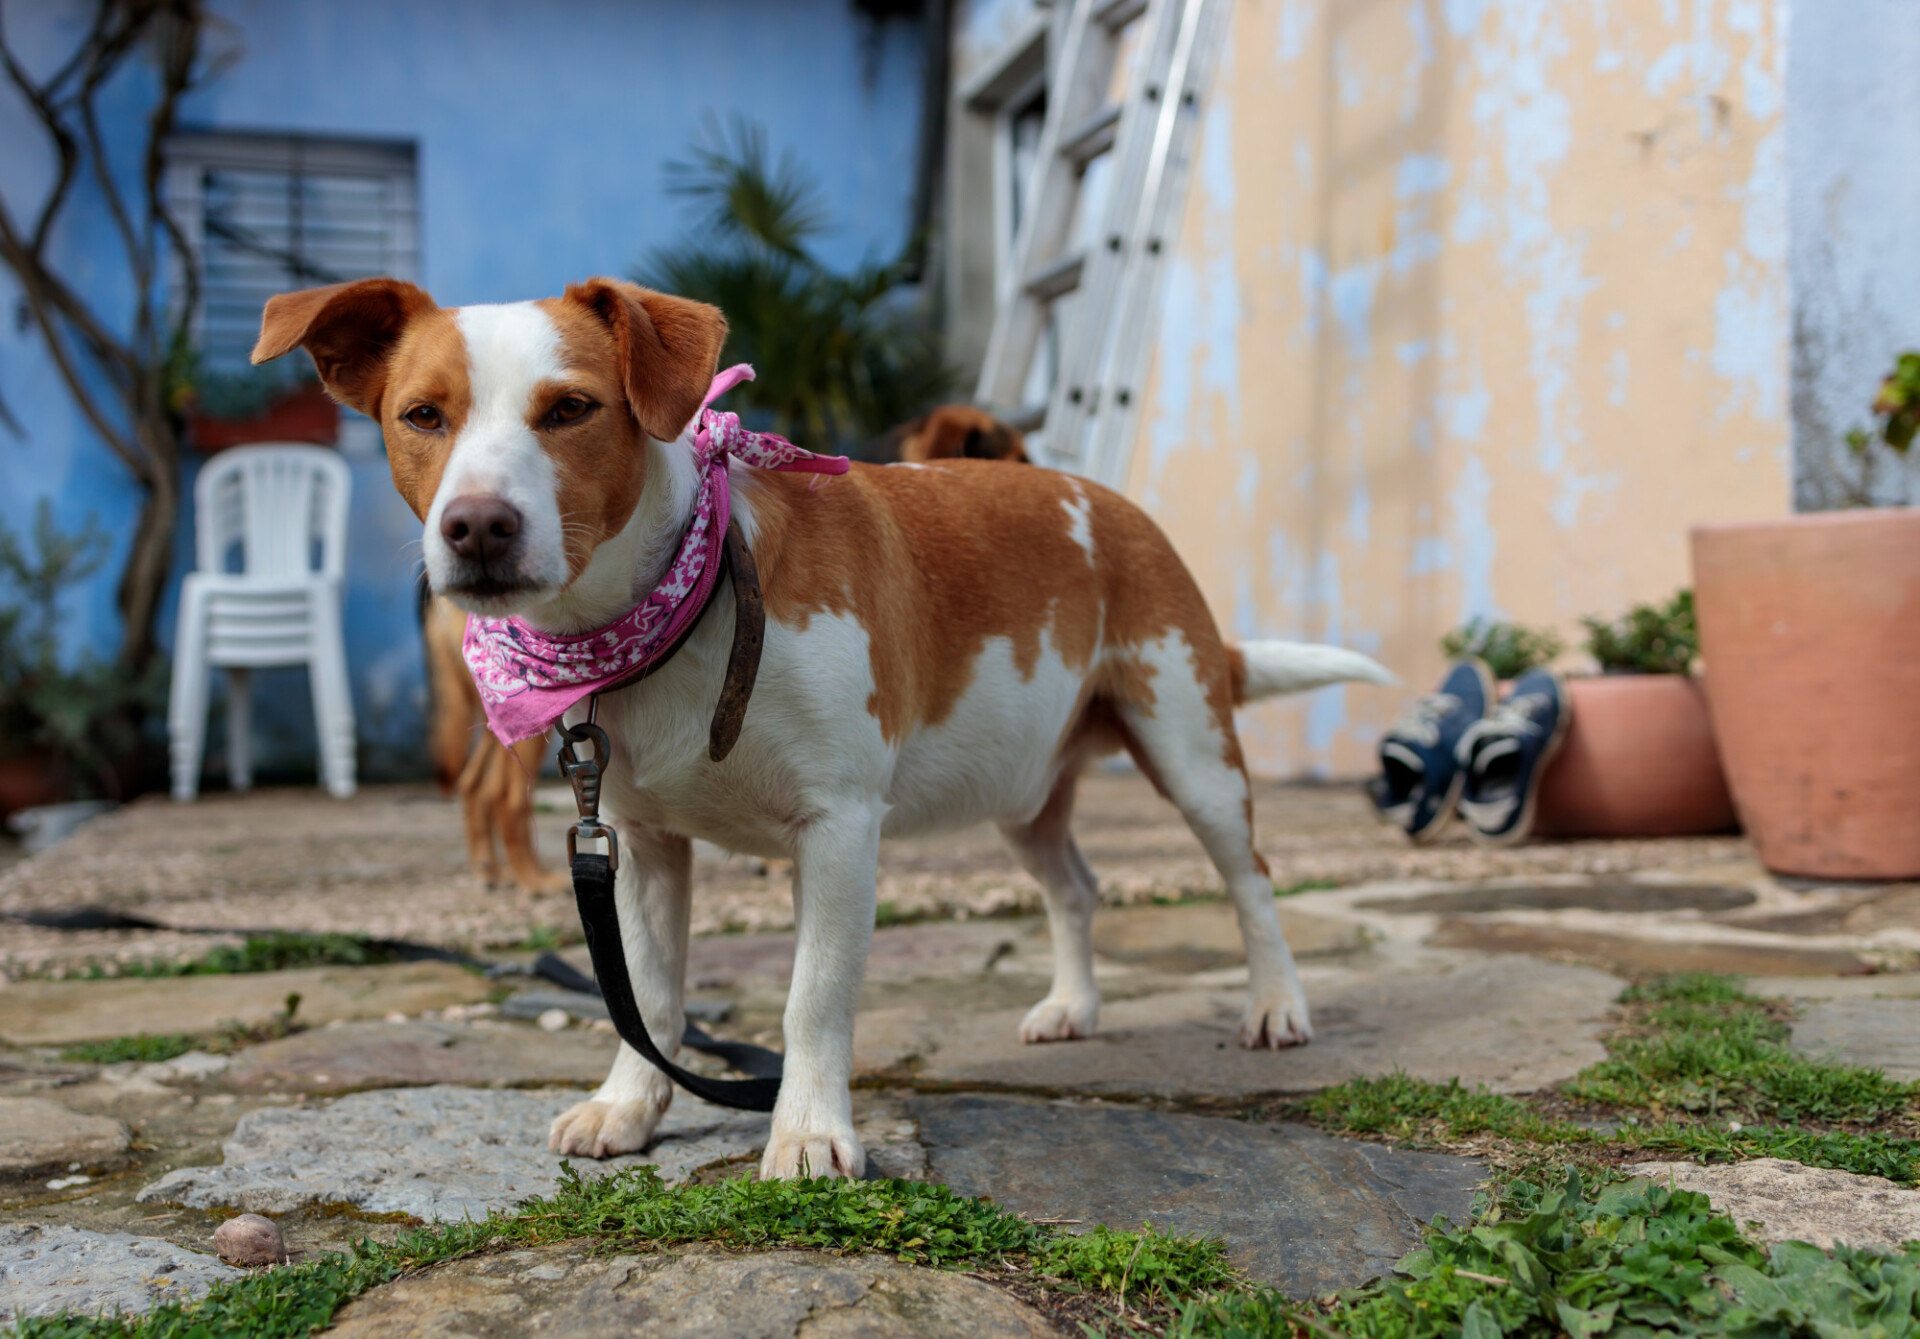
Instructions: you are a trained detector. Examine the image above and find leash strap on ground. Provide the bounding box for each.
[570,849,782,1111]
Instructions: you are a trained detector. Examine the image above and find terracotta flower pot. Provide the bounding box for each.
[0,751,66,818]
[1692,507,1920,878]
[1532,674,1738,838]
[189,383,338,453]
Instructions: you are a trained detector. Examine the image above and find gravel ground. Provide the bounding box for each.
[0,770,1750,979]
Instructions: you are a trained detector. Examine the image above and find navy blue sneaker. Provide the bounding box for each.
[1456,666,1570,846]
[1369,659,1495,841]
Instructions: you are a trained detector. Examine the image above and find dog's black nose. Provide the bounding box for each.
[440,496,523,563]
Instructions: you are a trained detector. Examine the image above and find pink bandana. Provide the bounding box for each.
[461,365,849,746]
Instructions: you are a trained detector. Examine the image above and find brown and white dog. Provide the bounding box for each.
[252,277,1393,1179]
[867,403,1029,465]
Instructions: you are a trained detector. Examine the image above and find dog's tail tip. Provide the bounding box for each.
[1232,640,1398,703]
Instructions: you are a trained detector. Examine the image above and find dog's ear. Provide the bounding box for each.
[252,278,437,418]
[565,278,728,442]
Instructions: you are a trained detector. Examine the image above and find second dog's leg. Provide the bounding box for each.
[500,734,566,894]
[1000,769,1101,1042]
[761,804,881,1180]
[548,827,691,1157]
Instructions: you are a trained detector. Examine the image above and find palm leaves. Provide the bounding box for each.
[640,120,952,453]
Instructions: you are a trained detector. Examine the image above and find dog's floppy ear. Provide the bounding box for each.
[565,278,728,442]
[252,278,437,418]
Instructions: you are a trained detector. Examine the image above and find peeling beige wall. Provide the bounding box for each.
[1126,0,1789,778]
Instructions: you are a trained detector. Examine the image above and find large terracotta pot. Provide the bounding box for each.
[1692,508,1920,878]
[1532,674,1738,838]
[189,383,338,452]
[0,751,66,818]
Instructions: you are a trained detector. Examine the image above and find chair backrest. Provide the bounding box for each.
[193,445,352,580]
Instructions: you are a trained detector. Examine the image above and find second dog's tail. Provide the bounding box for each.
[1229,640,1397,705]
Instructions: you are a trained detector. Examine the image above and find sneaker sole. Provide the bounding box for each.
[1467,669,1571,849]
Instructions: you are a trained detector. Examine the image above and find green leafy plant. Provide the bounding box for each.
[1581,589,1697,675]
[1439,618,1564,680]
[1847,351,1920,461]
[1178,1170,1920,1339]
[639,118,954,454]
[0,501,163,797]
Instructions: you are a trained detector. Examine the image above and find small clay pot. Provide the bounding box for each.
[1692,507,1920,878]
[1532,674,1738,839]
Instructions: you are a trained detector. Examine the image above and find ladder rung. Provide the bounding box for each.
[1024,252,1085,302]
[1095,0,1149,30]
[1005,402,1047,433]
[1059,104,1122,167]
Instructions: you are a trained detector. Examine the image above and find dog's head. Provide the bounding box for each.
[896,405,1029,464]
[252,278,727,617]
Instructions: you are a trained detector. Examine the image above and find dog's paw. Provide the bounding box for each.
[1018,994,1099,1043]
[1239,994,1313,1049]
[760,1122,865,1180]
[547,1099,663,1158]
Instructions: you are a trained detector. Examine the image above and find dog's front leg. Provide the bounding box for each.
[760,804,881,1180]
[548,826,691,1158]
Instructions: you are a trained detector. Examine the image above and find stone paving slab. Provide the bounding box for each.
[914,1093,1482,1296]
[136,1085,764,1220]
[1630,1159,1920,1251]
[0,1224,242,1323]
[1789,997,1920,1080]
[0,961,492,1047]
[861,955,1618,1097]
[217,1019,616,1095]
[0,1098,131,1178]
[1426,919,1877,978]
[325,1240,1059,1338]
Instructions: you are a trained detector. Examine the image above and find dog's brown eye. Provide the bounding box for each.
[546,395,594,427]
[404,404,443,431]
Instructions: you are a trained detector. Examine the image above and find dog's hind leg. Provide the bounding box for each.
[1000,769,1102,1043]
[548,826,691,1157]
[1116,640,1311,1049]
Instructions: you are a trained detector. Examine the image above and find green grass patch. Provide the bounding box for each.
[70,933,404,981]
[1299,975,1920,1185]
[1566,975,1916,1125]
[1175,1169,1920,1338]
[1275,879,1341,898]
[57,1033,200,1065]
[17,1168,1234,1338]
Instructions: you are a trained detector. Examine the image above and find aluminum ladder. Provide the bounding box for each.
[972,0,1226,488]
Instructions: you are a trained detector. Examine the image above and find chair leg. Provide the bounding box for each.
[226,668,253,792]
[167,587,212,802]
[309,588,358,799]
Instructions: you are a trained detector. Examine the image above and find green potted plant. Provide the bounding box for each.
[1530,591,1738,838]
[1692,352,1920,876]
[0,503,161,814]
[1439,617,1563,681]
[171,342,337,453]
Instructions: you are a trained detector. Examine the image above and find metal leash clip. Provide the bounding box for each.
[558,699,619,872]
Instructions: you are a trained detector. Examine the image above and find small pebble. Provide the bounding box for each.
[536,1008,571,1032]
[45,1175,90,1190]
[214,1213,288,1267]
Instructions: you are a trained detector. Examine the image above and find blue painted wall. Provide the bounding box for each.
[1,0,926,780]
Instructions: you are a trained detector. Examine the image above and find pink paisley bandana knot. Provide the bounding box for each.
[461,365,848,746]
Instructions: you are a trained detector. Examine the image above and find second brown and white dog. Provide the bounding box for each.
[252,276,1394,1179]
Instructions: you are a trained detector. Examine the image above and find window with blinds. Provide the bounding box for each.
[165,131,419,374]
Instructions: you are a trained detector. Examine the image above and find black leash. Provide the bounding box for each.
[558,714,782,1111]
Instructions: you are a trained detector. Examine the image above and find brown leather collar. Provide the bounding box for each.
[588,517,764,762]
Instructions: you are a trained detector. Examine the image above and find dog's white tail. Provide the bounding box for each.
[1232,640,1397,704]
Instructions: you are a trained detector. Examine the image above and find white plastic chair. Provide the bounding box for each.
[168,445,356,800]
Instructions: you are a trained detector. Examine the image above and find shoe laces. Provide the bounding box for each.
[1387,692,1462,748]
[1457,692,1551,766]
